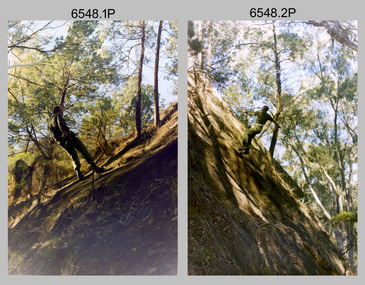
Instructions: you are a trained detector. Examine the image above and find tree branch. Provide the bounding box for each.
[307,20,358,52]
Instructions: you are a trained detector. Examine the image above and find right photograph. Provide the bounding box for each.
[187,20,357,275]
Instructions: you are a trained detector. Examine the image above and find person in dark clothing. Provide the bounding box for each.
[49,106,104,180]
[239,105,280,152]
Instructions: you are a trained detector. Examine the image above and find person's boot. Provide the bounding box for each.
[76,170,85,181]
[92,164,105,174]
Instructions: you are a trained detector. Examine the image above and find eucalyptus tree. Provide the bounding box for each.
[80,95,118,153]
[8,21,117,161]
[188,21,239,91]
[189,21,311,156]
[308,34,357,268]
[278,22,358,270]
[111,76,155,137]
[237,21,309,156]
[135,20,146,137]
[8,20,64,54]
[107,20,177,135]
[153,20,163,128]
[163,21,178,89]
[306,20,358,52]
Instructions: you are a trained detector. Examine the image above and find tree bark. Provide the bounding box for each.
[307,21,358,52]
[317,54,346,213]
[333,99,345,213]
[347,154,355,271]
[136,21,145,138]
[206,21,213,78]
[269,22,283,157]
[25,125,50,160]
[197,21,202,69]
[285,137,332,220]
[154,20,163,128]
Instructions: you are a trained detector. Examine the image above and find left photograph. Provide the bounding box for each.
[8,20,178,275]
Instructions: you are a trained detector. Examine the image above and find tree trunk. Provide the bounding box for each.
[154,20,162,129]
[269,127,280,157]
[136,21,145,138]
[286,137,332,221]
[25,125,50,160]
[317,54,346,213]
[333,100,345,213]
[206,21,213,78]
[306,20,358,52]
[60,71,70,106]
[347,127,355,271]
[197,21,202,69]
[269,22,283,157]
[317,54,355,263]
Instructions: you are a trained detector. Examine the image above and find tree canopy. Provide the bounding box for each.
[8,20,178,154]
[8,20,178,196]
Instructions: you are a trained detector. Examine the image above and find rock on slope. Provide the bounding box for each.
[187,70,349,275]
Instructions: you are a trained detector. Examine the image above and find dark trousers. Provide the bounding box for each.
[242,124,263,147]
[62,137,95,172]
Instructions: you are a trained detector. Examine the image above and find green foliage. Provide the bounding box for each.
[188,21,238,91]
[331,211,357,225]
[277,32,309,60]
[164,21,179,80]
[189,38,204,54]
[113,76,156,137]
[80,95,118,150]
[79,76,157,149]
[8,20,176,198]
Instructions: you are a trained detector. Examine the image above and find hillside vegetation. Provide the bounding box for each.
[188,71,350,275]
[8,103,178,275]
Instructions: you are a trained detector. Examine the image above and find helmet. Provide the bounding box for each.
[262,105,269,111]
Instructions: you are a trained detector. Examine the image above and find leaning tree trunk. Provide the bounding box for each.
[306,21,358,52]
[286,137,332,221]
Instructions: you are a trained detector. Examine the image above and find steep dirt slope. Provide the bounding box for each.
[187,71,350,275]
[8,103,178,275]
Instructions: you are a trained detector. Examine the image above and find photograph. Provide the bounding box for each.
[187,20,358,275]
[8,20,178,275]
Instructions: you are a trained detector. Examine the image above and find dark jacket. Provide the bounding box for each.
[49,112,70,143]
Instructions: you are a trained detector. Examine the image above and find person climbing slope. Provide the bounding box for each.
[49,106,104,181]
[239,105,280,154]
